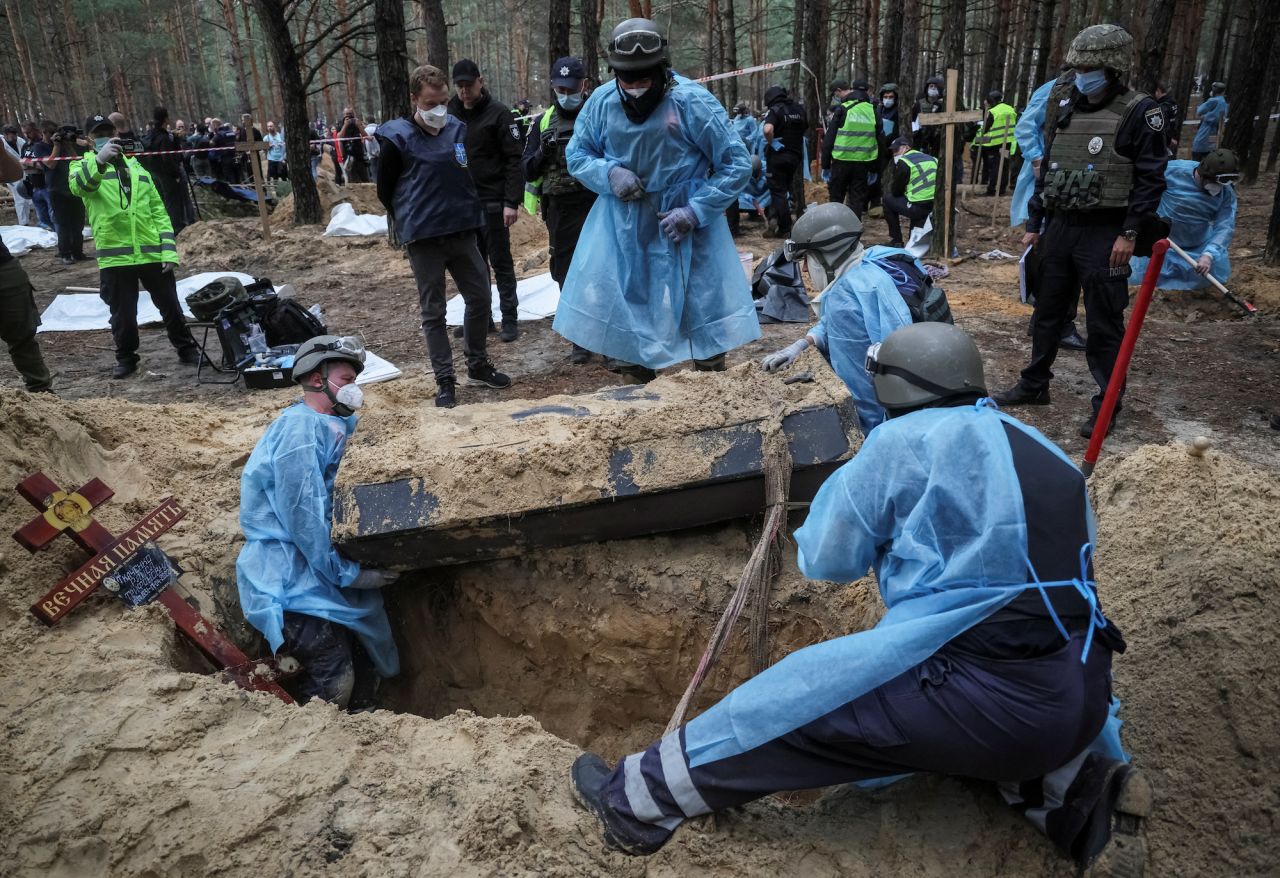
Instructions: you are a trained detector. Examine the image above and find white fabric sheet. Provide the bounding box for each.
[323,203,388,237]
[445,271,561,325]
[37,271,257,332]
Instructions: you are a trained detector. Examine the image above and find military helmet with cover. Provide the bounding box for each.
[1065,24,1134,74]
[866,323,987,414]
[606,18,668,73]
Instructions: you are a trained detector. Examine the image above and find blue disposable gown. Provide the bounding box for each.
[807,245,914,435]
[1130,159,1236,290]
[555,74,761,368]
[1192,95,1227,153]
[1011,78,1057,228]
[732,114,765,161]
[737,172,772,212]
[683,401,1112,767]
[236,403,399,677]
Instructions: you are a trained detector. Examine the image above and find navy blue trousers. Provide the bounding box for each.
[601,630,1113,856]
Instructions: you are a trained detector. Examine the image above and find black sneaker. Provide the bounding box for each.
[435,378,457,408]
[991,384,1051,407]
[1079,410,1118,439]
[570,752,672,857]
[499,319,519,343]
[465,360,511,389]
[568,345,592,365]
[177,346,203,365]
[112,361,138,379]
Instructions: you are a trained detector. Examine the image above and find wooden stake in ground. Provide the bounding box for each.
[237,113,272,242]
[918,69,982,259]
[991,146,1008,228]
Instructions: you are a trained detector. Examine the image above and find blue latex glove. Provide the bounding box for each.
[658,206,698,243]
[608,165,645,201]
[822,169,831,183]
[770,138,784,151]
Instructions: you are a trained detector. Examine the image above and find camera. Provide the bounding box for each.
[115,136,138,153]
[52,125,80,143]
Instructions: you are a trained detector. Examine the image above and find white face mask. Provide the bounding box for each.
[882,97,896,109]
[330,380,364,411]
[926,87,940,100]
[1202,181,1223,196]
[805,254,831,292]
[623,87,648,99]
[416,104,448,132]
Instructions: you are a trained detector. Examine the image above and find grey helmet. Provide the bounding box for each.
[1211,80,1226,95]
[750,154,762,177]
[786,202,863,283]
[1065,24,1134,74]
[866,323,987,414]
[606,18,668,73]
[1198,148,1240,182]
[293,335,366,383]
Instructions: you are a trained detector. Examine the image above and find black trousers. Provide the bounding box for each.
[982,146,1011,195]
[281,611,378,710]
[406,231,491,382]
[544,189,597,287]
[0,258,52,391]
[828,159,877,219]
[50,192,86,259]
[765,150,800,235]
[1019,214,1129,411]
[882,193,932,245]
[98,263,197,366]
[475,201,519,321]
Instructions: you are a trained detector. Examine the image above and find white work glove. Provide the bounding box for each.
[608,165,645,201]
[760,337,811,372]
[351,568,400,589]
[95,139,122,167]
[1195,252,1213,276]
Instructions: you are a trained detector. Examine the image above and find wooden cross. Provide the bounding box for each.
[236,113,273,243]
[917,69,983,259]
[14,472,294,703]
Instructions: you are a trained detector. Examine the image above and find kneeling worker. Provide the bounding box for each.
[572,322,1149,874]
[758,202,916,435]
[237,337,401,709]
[882,136,936,248]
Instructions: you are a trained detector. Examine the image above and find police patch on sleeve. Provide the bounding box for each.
[1145,107,1165,132]
[509,123,520,140]
[455,143,468,167]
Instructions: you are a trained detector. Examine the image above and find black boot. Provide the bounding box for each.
[1079,409,1118,439]
[568,345,592,365]
[499,317,519,343]
[435,377,457,408]
[570,753,673,857]
[991,383,1051,406]
[1060,328,1088,351]
[112,360,138,379]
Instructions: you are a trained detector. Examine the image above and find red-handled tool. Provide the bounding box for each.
[1082,239,1169,477]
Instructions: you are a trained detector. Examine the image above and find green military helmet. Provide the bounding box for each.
[866,323,987,414]
[293,335,366,383]
[185,275,247,321]
[606,18,668,73]
[1065,24,1134,74]
[879,82,899,96]
[1198,148,1240,182]
[785,202,863,269]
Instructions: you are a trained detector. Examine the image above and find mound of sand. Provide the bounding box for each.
[0,382,1276,876]
[272,180,385,228]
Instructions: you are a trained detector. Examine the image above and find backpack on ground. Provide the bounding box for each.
[258,296,327,346]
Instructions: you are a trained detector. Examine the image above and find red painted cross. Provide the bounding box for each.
[13,472,294,703]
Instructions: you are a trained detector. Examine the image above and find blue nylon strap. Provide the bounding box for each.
[1022,542,1107,663]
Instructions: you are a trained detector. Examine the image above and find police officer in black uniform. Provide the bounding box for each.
[522,57,598,364]
[993,24,1168,439]
[761,84,807,237]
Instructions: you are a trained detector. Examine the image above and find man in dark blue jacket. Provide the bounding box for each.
[376,64,512,408]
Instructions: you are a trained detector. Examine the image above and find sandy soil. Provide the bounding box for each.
[0,167,1277,876]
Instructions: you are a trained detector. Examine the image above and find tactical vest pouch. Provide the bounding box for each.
[1043,167,1105,210]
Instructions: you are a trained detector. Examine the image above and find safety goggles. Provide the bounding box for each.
[782,230,860,262]
[319,336,367,362]
[1210,172,1240,185]
[609,29,665,57]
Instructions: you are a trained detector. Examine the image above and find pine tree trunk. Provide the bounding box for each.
[1015,0,1040,104]
[1223,5,1277,178]
[900,0,920,102]
[221,0,253,114]
[248,0,324,225]
[421,0,449,72]
[580,0,603,85]
[4,0,40,119]
[1207,0,1234,82]
[374,0,410,123]
[723,0,738,104]
[880,0,902,86]
[549,0,571,68]
[1265,164,1280,263]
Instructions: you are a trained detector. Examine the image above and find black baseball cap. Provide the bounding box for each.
[452,59,482,83]
[891,136,913,150]
[830,79,850,93]
[551,56,587,88]
[84,114,113,134]
[851,79,870,91]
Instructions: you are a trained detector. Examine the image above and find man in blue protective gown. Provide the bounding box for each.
[730,102,764,161]
[1191,82,1227,161]
[237,336,401,709]
[572,322,1150,875]
[552,17,761,382]
[756,202,917,436]
[1130,149,1238,290]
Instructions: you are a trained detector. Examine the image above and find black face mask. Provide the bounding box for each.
[617,67,670,123]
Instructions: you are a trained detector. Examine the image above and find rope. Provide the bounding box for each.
[665,414,792,734]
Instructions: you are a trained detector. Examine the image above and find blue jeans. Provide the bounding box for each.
[31,187,54,230]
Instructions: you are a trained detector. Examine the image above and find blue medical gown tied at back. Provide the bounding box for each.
[236,403,399,677]
[1010,78,1058,228]
[682,402,1111,767]
[732,114,765,161]
[554,74,762,369]
[1192,95,1227,153]
[806,245,914,435]
[1130,159,1236,290]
